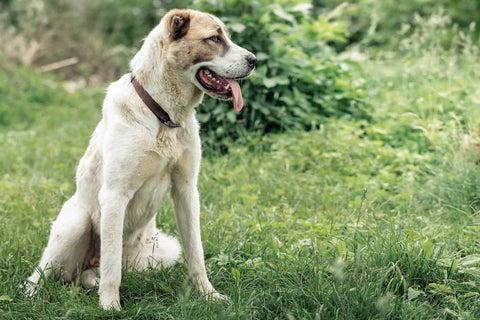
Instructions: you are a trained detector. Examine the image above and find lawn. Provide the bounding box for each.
[1,36,480,319]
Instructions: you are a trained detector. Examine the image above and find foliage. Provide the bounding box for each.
[190,0,369,151]
[317,0,480,47]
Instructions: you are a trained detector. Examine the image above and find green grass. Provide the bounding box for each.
[1,38,480,319]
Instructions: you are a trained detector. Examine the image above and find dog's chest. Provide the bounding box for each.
[122,136,189,236]
[122,163,171,237]
[152,126,193,160]
[121,121,199,239]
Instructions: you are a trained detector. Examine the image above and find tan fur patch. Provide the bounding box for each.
[167,9,191,41]
[118,103,142,127]
[166,11,230,68]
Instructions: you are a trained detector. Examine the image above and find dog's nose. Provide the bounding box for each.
[246,54,257,68]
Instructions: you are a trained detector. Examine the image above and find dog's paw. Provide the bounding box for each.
[100,298,121,311]
[99,291,121,311]
[205,289,229,301]
[81,269,99,289]
[23,281,37,298]
[212,291,229,301]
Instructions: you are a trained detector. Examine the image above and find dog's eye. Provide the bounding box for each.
[208,35,221,43]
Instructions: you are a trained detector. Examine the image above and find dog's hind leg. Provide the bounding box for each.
[26,195,91,293]
[124,228,181,271]
[81,268,99,288]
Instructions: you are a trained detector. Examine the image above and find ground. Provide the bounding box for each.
[0,45,479,319]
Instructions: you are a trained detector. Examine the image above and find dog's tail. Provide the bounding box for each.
[151,230,182,268]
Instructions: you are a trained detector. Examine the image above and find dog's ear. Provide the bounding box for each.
[167,10,191,41]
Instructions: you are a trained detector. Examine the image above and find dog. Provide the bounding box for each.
[26,9,256,310]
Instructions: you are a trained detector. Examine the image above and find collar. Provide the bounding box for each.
[130,74,180,128]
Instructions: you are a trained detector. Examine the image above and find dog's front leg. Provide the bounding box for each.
[171,157,224,299]
[98,188,130,310]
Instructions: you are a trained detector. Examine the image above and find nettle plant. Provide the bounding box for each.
[193,0,369,151]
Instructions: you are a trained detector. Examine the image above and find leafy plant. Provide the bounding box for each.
[192,0,369,151]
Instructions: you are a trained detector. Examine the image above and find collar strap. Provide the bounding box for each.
[130,75,180,128]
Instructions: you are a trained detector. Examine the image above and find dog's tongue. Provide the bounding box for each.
[227,79,243,112]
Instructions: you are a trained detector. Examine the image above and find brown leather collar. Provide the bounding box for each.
[130,74,180,128]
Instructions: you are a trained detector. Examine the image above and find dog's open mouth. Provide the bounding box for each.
[196,68,243,112]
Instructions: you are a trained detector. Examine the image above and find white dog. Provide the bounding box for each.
[26,9,256,310]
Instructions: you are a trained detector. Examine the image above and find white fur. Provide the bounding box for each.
[26,9,254,310]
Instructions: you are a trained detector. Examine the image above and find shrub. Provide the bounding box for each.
[191,0,369,150]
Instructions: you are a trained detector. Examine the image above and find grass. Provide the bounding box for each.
[1,22,480,318]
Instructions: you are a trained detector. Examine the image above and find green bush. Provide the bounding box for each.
[190,0,369,150]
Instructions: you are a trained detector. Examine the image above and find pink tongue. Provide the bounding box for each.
[227,79,243,112]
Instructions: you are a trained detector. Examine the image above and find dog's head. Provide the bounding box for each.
[131,9,256,112]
